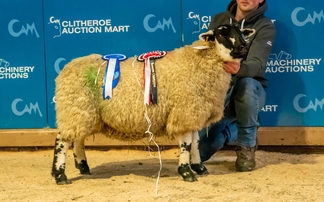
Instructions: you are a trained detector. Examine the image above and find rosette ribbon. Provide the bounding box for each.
[102,54,127,100]
[137,51,166,105]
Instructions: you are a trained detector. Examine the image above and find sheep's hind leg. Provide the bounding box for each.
[73,137,91,175]
[51,133,71,185]
[190,130,209,175]
[177,131,197,182]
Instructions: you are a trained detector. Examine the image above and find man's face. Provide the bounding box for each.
[236,0,264,13]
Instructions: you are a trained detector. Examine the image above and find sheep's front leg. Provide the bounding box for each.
[190,130,209,175]
[73,137,91,175]
[177,131,197,182]
[51,133,71,185]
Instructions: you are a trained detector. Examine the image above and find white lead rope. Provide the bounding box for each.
[144,107,162,196]
[132,57,164,196]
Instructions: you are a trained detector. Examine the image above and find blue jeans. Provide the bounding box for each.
[199,78,266,162]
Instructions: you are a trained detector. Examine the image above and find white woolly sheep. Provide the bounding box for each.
[51,24,254,184]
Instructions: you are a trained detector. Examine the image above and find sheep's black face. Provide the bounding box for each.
[214,25,252,60]
[199,24,255,61]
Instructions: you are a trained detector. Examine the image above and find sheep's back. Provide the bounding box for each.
[98,57,170,139]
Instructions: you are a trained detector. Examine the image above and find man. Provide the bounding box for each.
[198,0,276,172]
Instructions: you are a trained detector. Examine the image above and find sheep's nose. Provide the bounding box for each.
[239,45,248,54]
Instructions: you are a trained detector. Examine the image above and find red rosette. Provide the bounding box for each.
[137,51,166,62]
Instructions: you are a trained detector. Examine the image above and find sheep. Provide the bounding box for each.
[51,24,254,184]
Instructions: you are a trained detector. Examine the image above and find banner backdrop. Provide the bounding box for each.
[182,0,324,127]
[0,0,47,129]
[0,0,323,129]
[182,0,229,46]
[43,0,181,128]
[261,1,323,126]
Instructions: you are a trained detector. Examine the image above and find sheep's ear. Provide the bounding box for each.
[199,30,215,41]
[240,28,255,39]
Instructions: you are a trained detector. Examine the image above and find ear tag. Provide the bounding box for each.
[193,36,210,49]
[204,36,209,45]
[241,33,246,40]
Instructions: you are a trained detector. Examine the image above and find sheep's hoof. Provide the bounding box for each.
[55,173,72,185]
[191,163,209,175]
[81,171,91,175]
[75,160,91,175]
[57,179,72,185]
[178,164,197,182]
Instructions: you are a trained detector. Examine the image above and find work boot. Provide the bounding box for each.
[235,146,256,172]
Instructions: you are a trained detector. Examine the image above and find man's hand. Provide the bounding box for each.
[224,61,240,74]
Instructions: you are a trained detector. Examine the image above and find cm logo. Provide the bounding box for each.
[293,94,324,113]
[11,98,43,117]
[8,19,40,38]
[143,14,176,33]
[54,58,66,74]
[291,7,324,27]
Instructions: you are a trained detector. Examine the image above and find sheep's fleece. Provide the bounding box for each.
[55,40,231,142]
